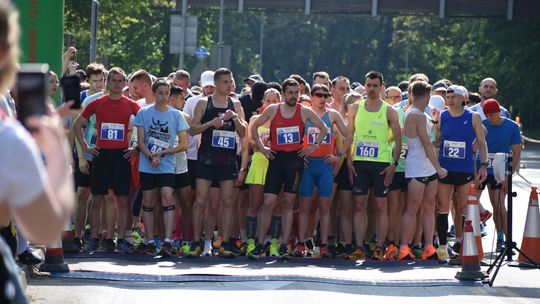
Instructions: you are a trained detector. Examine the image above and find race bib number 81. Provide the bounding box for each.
[356,141,379,158]
[276,126,300,145]
[101,123,125,141]
[443,140,466,159]
[212,130,236,149]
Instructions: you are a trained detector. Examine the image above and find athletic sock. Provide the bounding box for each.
[437,213,449,246]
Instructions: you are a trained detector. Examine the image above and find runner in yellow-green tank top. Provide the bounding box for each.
[345,71,402,261]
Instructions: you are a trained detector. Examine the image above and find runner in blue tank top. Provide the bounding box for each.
[434,85,488,260]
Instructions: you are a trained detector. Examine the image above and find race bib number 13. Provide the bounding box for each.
[276,126,300,145]
[101,123,125,141]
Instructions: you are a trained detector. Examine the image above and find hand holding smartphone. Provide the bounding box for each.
[16,63,48,130]
[60,75,81,109]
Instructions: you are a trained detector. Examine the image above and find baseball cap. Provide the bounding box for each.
[243,74,264,83]
[446,85,467,97]
[432,80,448,92]
[429,95,446,113]
[483,98,501,114]
[200,70,215,87]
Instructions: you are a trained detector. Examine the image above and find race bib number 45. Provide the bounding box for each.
[212,130,236,149]
[147,137,170,154]
[443,140,466,159]
[276,126,300,145]
[307,127,330,145]
[101,123,125,141]
[355,141,379,158]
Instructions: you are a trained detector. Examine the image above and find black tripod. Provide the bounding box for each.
[484,154,540,286]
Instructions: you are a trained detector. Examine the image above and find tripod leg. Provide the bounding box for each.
[486,246,510,286]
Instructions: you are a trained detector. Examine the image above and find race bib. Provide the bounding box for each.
[355,141,379,158]
[147,137,169,154]
[212,130,236,149]
[307,127,331,145]
[400,143,408,160]
[486,153,496,168]
[443,140,466,159]
[276,126,300,145]
[100,122,125,141]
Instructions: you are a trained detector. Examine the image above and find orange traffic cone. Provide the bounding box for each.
[517,187,540,267]
[39,236,69,273]
[455,220,487,280]
[62,217,79,253]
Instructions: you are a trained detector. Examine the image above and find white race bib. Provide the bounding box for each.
[100,122,125,141]
[355,141,379,158]
[147,137,170,154]
[443,140,466,159]
[276,126,300,145]
[212,130,236,149]
[307,127,331,145]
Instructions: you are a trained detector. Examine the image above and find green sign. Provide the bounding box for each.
[16,0,64,84]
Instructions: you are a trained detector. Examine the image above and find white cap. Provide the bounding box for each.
[447,85,467,97]
[200,70,215,88]
[429,95,446,113]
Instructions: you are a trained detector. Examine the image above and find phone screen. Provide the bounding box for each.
[61,75,81,109]
[16,70,47,128]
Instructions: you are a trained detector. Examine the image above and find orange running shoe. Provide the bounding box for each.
[397,245,415,261]
[213,236,222,249]
[384,244,398,260]
[421,245,438,260]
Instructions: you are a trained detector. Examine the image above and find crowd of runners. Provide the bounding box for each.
[32,54,518,262]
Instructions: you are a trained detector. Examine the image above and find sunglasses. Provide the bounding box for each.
[313,92,331,98]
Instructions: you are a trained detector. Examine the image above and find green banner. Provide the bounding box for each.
[16,0,64,79]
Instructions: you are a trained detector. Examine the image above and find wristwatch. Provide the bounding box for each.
[336,151,344,158]
[232,114,239,121]
[480,161,489,168]
[313,141,320,148]
[392,160,398,167]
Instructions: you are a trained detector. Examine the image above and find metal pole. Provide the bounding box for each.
[90,0,99,63]
[179,0,187,70]
[218,0,224,67]
[259,12,264,73]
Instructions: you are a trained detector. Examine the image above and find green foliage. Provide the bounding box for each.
[64,4,539,128]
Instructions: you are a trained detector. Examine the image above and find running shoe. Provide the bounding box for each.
[348,247,366,260]
[181,241,191,256]
[452,242,462,254]
[480,210,493,224]
[384,244,398,261]
[225,242,244,256]
[186,244,203,258]
[397,245,415,261]
[371,247,384,261]
[448,225,455,237]
[447,244,458,258]
[268,239,280,257]
[159,241,175,257]
[116,239,132,253]
[201,246,213,257]
[246,239,256,256]
[496,238,505,252]
[319,246,331,259]
[305,238,315,251]
[292,244,306,258]
[104,238,116,252]
[412,245,423,259]
[213,236,223,249]
[421,245,438,260]
[218,245,235,258]
[247,244,265,260]
[278,243,289,258]
[132,228,144,245]
[480,223,488,237]
[437,245,450,260]
[143,243,157,256]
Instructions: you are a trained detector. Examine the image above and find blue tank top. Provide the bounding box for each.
[438,109,475,173]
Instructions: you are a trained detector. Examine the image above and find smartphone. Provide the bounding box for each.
[16,64,48,129]
[61,75,81,109]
